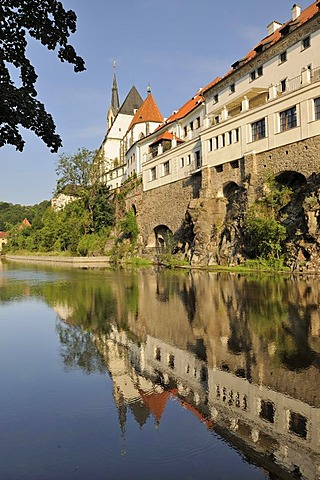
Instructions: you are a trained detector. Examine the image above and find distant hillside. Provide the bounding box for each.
[0,200,50,231]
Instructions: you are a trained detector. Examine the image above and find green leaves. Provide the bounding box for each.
[245,215,286,259]
[0,0,85,151]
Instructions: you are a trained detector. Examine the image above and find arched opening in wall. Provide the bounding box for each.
[222,181,247,215]
[216,181,247,265]
[275,171,307,191]
[273,170,309,238]
[154,225,173,252]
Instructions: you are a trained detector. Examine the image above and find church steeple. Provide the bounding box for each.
[107,61,120,129]
[111,61,120,112]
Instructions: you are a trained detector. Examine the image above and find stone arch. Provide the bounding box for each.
[154,224,173,251]
[273,170,309,242]
[217,181,247,214]
[217,181,245,201]
[275,170,307,191]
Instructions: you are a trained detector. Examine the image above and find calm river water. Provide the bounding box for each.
[0,260,320,480]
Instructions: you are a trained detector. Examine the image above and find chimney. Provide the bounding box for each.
[292,4,301,21]
[267,20,283,36]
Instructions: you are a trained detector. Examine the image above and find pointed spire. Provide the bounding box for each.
[111,60,120,112]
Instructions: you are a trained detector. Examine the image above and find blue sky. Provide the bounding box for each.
[0,0,311,205]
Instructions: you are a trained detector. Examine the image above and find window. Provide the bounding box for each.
[231,160,239,169]
[168,354,175,369]
[150,167,156,181]
[196,116,201,129]
[195,150,201,168]
[257,66,263,77]
[228,131,232,144]
[214,137,218,150]
[315,97,320,120]
[155,347,161,361]
[260,400,275,423]
[250,67,263,82]
[280,78,287,92]
[230,83,235,94]
[213,93,219,103]
[235,128,239,143]
[187,154,191,165]
[221,133,225,147]
[302,35,310,50]
[208,138,213,152]
[279,50,287,63]
[280,106,297,132]
[180,157,185,168]
[251,118,266,141]
[190,121,194,131]
[183,126,188,137]
[163,161,170,176]
[289,412,307,439]
[214,115,220,125]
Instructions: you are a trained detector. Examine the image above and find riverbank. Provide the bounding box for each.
[4,254,113,268]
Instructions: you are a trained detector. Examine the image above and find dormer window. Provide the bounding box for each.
[231,58,247,70]
[254,41,271,54]
[213,93,219,104]
[230,83,235,94]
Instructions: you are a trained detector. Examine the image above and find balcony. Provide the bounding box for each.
[277,74,302,95]
[276,65,320,96]
[311,66,320,83]
[211,87,268,125]
[189,158,202,174]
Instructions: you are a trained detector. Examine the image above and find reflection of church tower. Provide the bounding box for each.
[115,390,127,456]
[107,61,120,129]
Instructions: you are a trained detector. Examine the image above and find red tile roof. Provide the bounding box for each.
[152,90,205,136]
[164,91,205,124]
[202,1,320,94]
[18,218,31,230]
[150,130,184,146]
[128,92,163,130]
[139,389,170,422]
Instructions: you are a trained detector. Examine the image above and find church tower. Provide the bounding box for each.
[107,61,120,129]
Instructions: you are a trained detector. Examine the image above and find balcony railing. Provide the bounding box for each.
[276,66,320,96]
[277,74,302,95]
[311,66,320,83]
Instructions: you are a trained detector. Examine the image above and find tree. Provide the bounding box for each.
[0,0,85,152]
[55,147,115,234]
[55,147,98,194]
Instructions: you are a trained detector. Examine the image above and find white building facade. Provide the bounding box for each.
[100,2,320,198]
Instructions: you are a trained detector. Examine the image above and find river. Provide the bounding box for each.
[0,259,319,480]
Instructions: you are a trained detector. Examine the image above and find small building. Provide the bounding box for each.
[0,231,9,252]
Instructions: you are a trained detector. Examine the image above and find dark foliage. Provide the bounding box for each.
[0,0,85,151]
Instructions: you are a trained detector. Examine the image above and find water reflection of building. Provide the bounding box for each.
[51,268,320,479]
[94,314,320,480]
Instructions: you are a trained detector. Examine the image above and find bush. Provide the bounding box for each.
[120,209,139,243]
[77,234,106,256]
[245,215,286,259]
